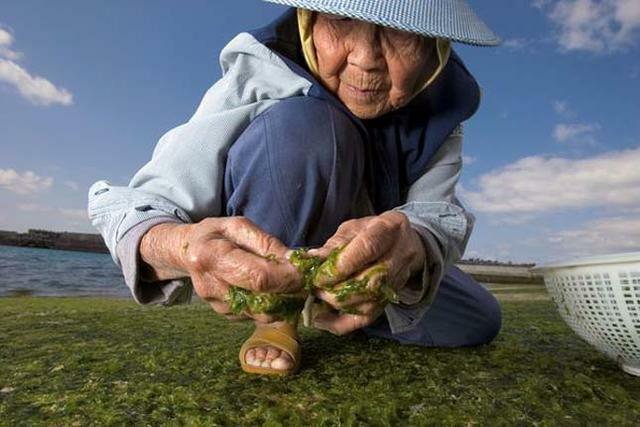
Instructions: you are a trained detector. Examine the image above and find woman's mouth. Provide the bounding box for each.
[342,82,384,102]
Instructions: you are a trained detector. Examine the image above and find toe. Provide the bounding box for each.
[265,346,280,361]
[245,348,256,365]
[255,346,267,362]
[245,346,294,371]
[270,354,294,371]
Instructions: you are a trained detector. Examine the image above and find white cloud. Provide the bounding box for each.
[462,155,477,165]
[537,0,640,52]
[533,0,552,9]
[0,59,73,106]
[502,38,528,50]
[0,169,53,195]
[553,100,569,115]
[0,27,22,60]
[461,147,640,214]
[0,27,72,106]
[553,122,599,143]
[546,216,640,256]
[64,180,79,191]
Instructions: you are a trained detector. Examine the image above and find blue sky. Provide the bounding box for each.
[1,0,639,263]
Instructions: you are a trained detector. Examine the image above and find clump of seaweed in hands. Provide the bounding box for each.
[226,248,399,327]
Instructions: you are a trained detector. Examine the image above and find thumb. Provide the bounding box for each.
[222,217,290,259]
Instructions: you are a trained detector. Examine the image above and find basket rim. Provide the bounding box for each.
[533,251,640,272]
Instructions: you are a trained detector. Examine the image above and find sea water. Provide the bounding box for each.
[0,245,129,298]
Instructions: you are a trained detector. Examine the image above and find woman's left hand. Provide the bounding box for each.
[309,211,426,335]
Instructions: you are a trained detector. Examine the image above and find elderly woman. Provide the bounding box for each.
[88,0,502,375]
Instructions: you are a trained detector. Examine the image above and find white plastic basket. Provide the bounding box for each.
[535,252,640,376]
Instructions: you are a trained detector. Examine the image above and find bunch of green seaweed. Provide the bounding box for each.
[226,248,399,322]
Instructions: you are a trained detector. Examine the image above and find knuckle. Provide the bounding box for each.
[338,218,359,232]
[260,234,279,252]
[199,217,220,231]
[359,235,380,256]
[232,216,250,228]
[249,269,269,292]
[384,214,403,230]
[226,217,244,231]
[184,250,206,273]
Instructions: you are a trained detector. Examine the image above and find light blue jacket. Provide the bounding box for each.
[88,15,477,334]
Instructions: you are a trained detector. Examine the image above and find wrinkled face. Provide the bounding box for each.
[312,13,436,119]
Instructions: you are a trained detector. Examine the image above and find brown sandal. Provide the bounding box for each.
[239,322,300,376]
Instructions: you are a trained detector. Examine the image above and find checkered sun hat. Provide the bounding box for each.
[262,0,500,46]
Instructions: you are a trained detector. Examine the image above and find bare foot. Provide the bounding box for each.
[244,321,296,371]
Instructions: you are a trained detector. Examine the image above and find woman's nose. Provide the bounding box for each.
[348,22,385,71]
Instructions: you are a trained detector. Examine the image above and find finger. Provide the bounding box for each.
[206,296,264,321]
[220,217,291,259]
[371,247,416,296]
[342,301,383,316]
[212,293,280,322]
[307,218,364,258]
[251,313,282,323]
[224,314,251,321]
[314,263,390,308]
[307,235,352,259]
[315,288,371,309]
[194,240,301,293]
[208,299,232,315]
[313,307,384,336]
[315,223,396,288]
[336,222,395,277]
[192,275,231,301]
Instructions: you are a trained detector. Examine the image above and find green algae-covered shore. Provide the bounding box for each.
[2,293,640,426]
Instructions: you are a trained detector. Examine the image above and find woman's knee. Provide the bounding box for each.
[224,96,366,246]
[451,271,502,346]
[230,96,364,177]
[474,289,502,345]
[407,268,502,347]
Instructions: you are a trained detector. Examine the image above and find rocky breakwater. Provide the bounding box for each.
[456,262,544,285]
[0,229,108,254]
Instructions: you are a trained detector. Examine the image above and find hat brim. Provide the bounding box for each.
[262,0,500,46]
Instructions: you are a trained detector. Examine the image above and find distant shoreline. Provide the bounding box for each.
[0,229,109,254]
[0,229,544,285]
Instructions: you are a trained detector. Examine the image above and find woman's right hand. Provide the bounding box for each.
[139,217,303,321]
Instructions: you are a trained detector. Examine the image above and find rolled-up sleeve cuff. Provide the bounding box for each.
[116,216,193,306]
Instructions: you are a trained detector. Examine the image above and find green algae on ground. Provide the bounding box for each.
[3,296,640,426]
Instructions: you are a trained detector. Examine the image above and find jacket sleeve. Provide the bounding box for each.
[385,124,475,332]
[88,180,194,305]
[86,32,313,305]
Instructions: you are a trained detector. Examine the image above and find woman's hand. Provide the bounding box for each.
[139,217,303,322]
[309,211,426,335]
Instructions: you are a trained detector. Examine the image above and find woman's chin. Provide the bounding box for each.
[342,98,390,119]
